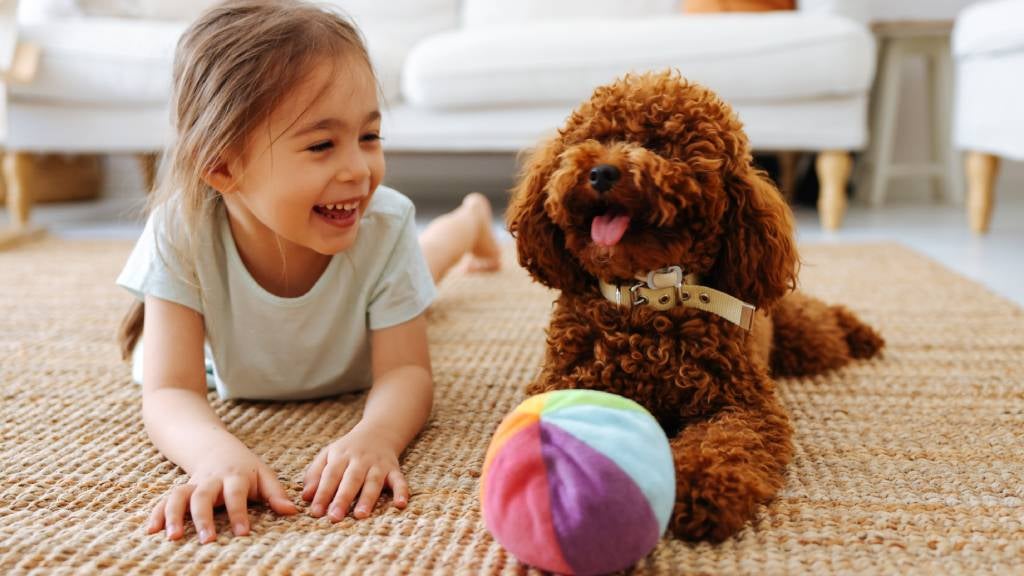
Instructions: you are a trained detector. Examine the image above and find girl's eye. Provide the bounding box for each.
[361,133,382,143]
[307,141,334,153]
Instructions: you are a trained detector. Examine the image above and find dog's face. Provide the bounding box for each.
[508,71,798,309]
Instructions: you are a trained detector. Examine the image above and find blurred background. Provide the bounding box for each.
[0,0,1021,303]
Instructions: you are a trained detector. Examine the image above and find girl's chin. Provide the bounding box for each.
[317,226,359,255]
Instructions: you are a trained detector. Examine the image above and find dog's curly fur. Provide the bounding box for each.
[507,71,884,542]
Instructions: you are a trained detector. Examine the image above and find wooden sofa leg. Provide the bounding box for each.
[777,151,798,201]
[965,152,999,234]
[816,150,852,231]
[137,153,158,193]
[0,152,45,249]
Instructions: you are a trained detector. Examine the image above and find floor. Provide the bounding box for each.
[5,185,1022,308]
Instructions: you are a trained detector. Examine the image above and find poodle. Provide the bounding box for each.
[506,70,884,542]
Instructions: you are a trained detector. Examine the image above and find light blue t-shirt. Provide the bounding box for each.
[116,186,437,401]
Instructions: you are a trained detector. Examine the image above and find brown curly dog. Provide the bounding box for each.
[506,70,884,542]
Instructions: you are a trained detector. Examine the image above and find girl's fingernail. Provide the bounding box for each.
[355,506,367,517]
[199,529,211,542]
[234,523,247,535]
[311,505,324,517]
[328,506,342,520]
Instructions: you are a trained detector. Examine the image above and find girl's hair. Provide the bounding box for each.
[118,0,374,359]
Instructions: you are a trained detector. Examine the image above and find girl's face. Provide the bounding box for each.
[221,57,385,256]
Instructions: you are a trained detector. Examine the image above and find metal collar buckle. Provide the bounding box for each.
[620,266,687,308]
[646,265,684,290]
[628,282,648,306]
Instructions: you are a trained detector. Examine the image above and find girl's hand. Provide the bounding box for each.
[145,444,298,543]
[302,427,410,522]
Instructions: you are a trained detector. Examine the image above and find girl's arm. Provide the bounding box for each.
[302,313,433,521]
[141,296,297,542]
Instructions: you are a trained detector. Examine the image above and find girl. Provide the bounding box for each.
[115,0,501,543]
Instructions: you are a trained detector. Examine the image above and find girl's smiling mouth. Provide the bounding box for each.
[313,200,360,228]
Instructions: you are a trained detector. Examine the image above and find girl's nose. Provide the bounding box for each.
[334,147,371,183]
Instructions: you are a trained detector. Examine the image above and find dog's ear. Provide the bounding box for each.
[708,162,799,310]
[506,138,590,293]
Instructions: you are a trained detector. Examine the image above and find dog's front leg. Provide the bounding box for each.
[525,298,596,395]
[669,397,793,542]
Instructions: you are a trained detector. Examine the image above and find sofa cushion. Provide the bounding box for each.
[10,0,459,106]
[8,18,183,105]
[338,0,460,103]
[462,0,679,28]
[953,0,1024,58]
[403,13,874,109]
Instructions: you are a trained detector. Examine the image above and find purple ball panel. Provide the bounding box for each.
[540,422,661,576]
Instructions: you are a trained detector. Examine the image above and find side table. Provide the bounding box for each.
[860,20,964,207]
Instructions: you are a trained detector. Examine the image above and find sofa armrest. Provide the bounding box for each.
[797,0,868,22]
[1,0,19,72]
[1,0,41,85]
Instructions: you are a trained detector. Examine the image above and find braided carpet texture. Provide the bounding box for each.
[1,239,1022,575]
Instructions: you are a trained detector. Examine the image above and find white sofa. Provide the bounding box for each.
[0,0,876,245]
[953,0,1024,234]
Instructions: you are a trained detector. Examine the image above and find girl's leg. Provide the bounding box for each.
[419,192,501,284]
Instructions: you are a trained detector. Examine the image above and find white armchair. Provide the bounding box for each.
[953,0,1024,233]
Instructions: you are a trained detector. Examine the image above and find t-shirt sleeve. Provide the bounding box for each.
[115,210,203,314]
[367,204,437,330]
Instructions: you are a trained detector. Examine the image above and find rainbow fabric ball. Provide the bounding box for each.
[481,390,675,576]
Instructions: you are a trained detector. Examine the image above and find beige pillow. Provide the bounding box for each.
[683,0,795,13]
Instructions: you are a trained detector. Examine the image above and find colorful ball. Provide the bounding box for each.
[481,390,676,576]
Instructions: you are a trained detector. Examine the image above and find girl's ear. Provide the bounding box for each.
[201,157,239,194]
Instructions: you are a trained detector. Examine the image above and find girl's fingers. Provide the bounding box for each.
[164,484,194,541]
[352,468,385,519]
[146,497,166,534]
[386,469,410,509]
[190,479,222,544]
[222,476,251,536]
[310,458,347,518]
[256,465,298,516]
[302,449,328,502]
[328,463,368,523]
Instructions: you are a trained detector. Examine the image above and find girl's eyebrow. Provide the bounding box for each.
[292,110,381,137]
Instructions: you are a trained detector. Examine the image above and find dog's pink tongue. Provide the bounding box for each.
[591,214,631,247]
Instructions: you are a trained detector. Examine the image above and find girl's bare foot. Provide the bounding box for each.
[461,193,501,273]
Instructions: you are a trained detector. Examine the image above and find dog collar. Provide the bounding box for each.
[598,266,756,331]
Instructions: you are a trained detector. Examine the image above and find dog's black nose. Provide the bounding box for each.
[589,164,620,193]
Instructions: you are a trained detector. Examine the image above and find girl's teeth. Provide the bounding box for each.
[319,201,359,211]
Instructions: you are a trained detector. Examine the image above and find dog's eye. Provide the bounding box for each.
[643,139,665,152]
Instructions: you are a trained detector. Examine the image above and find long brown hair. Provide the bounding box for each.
[118,0,374,360]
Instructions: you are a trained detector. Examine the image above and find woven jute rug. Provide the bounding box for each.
[1,238,1022,575]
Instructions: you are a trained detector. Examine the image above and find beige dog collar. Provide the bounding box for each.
[598,266,756,331]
